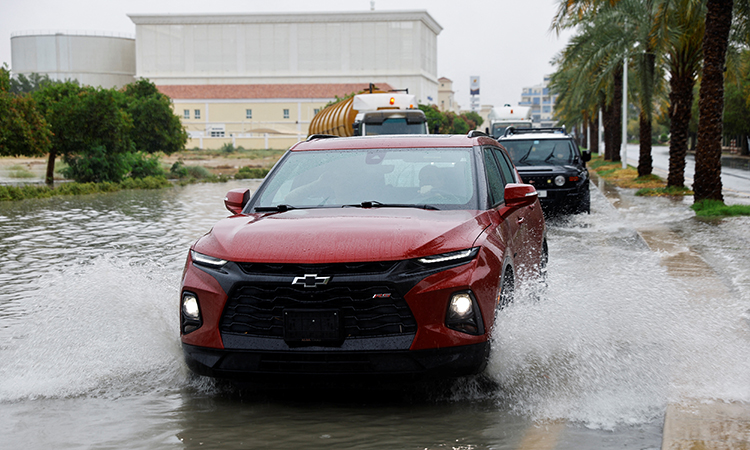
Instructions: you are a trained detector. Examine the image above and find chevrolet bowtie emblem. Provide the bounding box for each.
[292,274,331,288]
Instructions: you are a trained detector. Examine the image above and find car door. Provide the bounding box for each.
[492,146,543,278]
[482,147,521,274]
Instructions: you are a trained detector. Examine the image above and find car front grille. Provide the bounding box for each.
[522,174,563,188]
[219,262,418,339]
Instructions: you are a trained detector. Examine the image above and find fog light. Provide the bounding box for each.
[445,291,484,335]
[554,175,566,186]
[182,293,200,320]
[449,293,473,319]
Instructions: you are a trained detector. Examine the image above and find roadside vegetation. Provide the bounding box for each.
[588,152,750,217]
[0,176,171,201]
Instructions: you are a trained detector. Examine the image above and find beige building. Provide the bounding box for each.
[158,83,394,149]
[437,77,459,113]
[129,10,442,149]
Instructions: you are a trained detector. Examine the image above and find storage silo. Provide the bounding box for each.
[10,31,136,89]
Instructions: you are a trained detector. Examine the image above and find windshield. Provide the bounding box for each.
[501,139,577,166]
[252,148,476,211]
[364,118,427,135]
[491,122,532,138]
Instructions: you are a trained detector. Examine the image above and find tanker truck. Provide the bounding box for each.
[486,104,533,138]
[309,89,428,137]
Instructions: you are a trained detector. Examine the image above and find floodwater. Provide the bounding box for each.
[1,179,748,449]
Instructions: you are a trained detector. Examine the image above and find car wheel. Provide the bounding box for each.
[577,189,591,214]
[499,267,514,309]
[539,239,549,283]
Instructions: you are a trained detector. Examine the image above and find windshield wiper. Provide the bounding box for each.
[518,144,534,164]
[253,204,297,212]
[543,149,557,163]
[344,200,439,210]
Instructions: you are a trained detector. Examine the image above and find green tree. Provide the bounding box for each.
[34,83,134,183]
[121,79,187,155]
[418,104,450,134]
[0,66,52,159]
[10,72,71,94]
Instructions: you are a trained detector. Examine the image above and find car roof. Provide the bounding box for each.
[497,132,573,141]
[290,134,499,151]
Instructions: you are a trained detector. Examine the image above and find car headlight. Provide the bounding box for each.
[554,175,566,186]
[418,247,479,265]
[191,250,227,269]
[445,291,484,335]
[181,292,203,334]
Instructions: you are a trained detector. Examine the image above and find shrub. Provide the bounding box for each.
[235,166,270,179]
[219,142,236,154]
[62,145,132,183]
[170,160,189,178]
[129,152,166,179]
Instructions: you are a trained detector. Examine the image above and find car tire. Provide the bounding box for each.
[539,239,549,283]
[499,267,514,309]
[576,188,591,214]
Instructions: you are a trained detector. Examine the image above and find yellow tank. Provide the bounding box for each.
[308,90,388,137]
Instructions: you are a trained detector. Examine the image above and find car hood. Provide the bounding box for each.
[193,208,493,264]
[515,164,578,173]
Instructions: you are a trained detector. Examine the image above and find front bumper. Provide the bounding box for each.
[536,186,587,211]
[183,341,490,381]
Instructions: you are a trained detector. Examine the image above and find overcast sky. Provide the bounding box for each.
[0,0,573,109]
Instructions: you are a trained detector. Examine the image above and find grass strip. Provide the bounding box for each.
[0,176,172,202]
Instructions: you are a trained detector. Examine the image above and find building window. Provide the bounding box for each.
[210,130,225,137]
[313,108,320,115]
[183,110,190,119]
[246,109,252,119]
[283,109,290,119]
[194,109,201,119]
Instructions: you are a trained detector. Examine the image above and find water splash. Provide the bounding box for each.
[0,256,194,402]
[477,200,750,430]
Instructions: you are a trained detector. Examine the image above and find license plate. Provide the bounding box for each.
[283,309,342,344]
[537,190,547,198]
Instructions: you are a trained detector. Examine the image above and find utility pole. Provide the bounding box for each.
[621,54,628,169]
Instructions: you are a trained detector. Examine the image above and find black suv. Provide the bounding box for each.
[497,127,591,215]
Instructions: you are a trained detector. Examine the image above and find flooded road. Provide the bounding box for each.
[1,179,748,449]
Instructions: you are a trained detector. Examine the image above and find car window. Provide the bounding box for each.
[492,147,516,185]
[254,148,477,209]
[501,138,576,166]
[483,148,506,206]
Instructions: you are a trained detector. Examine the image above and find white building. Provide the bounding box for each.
[520,75,558,128]
[10,31,136,89]
[128,11,442,106]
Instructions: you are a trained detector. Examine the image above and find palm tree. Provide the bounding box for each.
[655,0,706,188]
[692,0,735,202]
[551,0,660,165]
[554,0,742,196]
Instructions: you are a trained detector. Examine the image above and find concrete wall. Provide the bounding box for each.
[128,11,441,105]
[11,32,136,89]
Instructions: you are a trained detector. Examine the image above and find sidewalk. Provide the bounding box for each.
[591,172,750,449]
[721,153,750,171]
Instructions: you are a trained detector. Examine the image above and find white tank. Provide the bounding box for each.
[11,31,136,89]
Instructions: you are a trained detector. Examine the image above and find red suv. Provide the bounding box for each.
[180,133,546,381]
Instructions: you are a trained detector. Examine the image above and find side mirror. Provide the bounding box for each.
[224,188,250,214]
[504,183,538,208]
[581,150,592,162]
